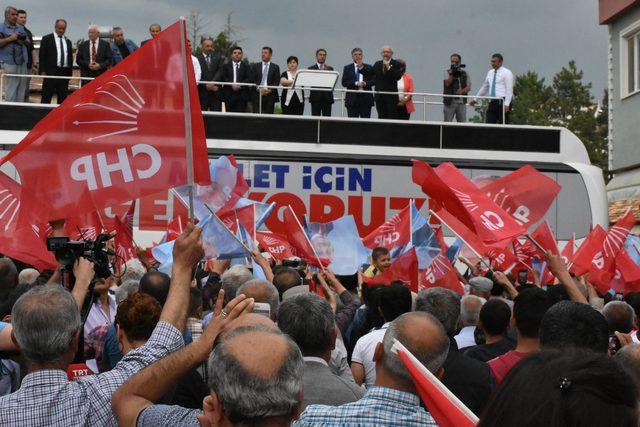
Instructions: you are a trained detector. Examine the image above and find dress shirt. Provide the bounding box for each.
[260,61,270,86]
[454,325,477,349]
[232,61,240,83]
[475,66,514,106]
[57,34,68,67]
[351,322,390,387]
[191,55,201,82]
[293,386,437,427]
[0,321,183,426]
[354,63,364,90]
[304,356,329,366]
[90,39,99,62]
[84,295,116,339]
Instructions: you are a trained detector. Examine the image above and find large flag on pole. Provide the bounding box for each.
[0,20,210,221]
[362,203,412,253]
[412,161,525,244]
[391,339,479,427]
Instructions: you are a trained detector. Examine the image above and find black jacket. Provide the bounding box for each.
[308,63,334,104]
[196,51,224,83]
[221,61,252,101]
[250,61,281,102]
[360,59,402,99]
[38,33,73,74]
[342,63,374,107]
[76,39,112,77]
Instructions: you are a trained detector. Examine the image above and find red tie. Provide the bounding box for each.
[91,42,96,63]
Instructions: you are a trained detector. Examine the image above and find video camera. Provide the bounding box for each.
[47,233,115,279]
[449,62,466,78]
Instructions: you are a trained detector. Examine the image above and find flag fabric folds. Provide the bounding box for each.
[307,216,370,275]
[0,20,210,221]
[363,203,412,252]
[364,248,419,292]
[282,206,328,268]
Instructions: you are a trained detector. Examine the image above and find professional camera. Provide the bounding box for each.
[449,62,466,78]
[47,233,115,279]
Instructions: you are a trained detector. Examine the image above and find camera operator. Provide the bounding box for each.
[0,6,29,102]
[443,53,471,122]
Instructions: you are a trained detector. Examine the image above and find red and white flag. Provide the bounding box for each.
[256,231,295,260]
[65,211,104,241]
[421,253,464,295]
[615,250,640,294]
[363,203,411,251]
[481,165,561,228]
[412,161,525,244]
[561,234,575,266]
[0,20,210,221]
[282,206,328,268]
[392,339,478,427]
[571,225,608,276]
[529,220,559,256]
[364,248,419,292]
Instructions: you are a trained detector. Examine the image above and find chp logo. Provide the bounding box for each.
[452,188,505,231]
[69,74,162,191]
[373,213,404,247]
[0,187,20,232]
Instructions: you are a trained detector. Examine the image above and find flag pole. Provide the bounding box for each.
[204,204,253,253]
[179,17,195,222]
[429,209,491,270]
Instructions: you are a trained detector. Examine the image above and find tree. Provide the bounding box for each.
[510,71,554,126]
[187,10,211,50]
[213,12,245,58]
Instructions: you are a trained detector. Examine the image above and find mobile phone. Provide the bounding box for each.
[253,302,271,318]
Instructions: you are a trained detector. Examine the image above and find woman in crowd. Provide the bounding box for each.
[83,276,117,371]
[396,59,415,120]
[280,56,305,115]
[479,349,638,426]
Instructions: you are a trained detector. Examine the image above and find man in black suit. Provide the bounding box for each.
[342,48,375,118]
[38,19,73,103]
[359,45,402,119]
[308,48,334,116]
[196,38,224,111]
[221,46,251,113]
[250,46,281,114]
[76,25,112,86]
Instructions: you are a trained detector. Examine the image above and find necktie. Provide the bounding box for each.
[206,54,210,66]
[58,36,64,67]
[235,63,239,82]
[261,63,268,86]
[91,41,97,63]
[490,69,497,97]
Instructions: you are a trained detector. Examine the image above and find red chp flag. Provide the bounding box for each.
[392,339,478,427]
[65,211,104,240]
[529,220,560,256]
[561,234,575,266]
[0,20,210,221]
[363,203,411,250]
[481,165,561,228]
[589,211,636,291]
[421,254,464,295]
[282,206,328,268]
[616,250,640,293]
[114,202,137,270]
[571,225,608,276]
[364,248,419,292]
[412,161,525,244]
[256,231,295,260]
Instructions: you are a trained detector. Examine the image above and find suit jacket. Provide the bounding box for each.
[250,61,281,102]
[38,33,73,74]
[342,63,374,107]
[196,51,225,97]
[441,339,493,416]
[308,63,335,104]
[360,59,402,97]
[301,360,364,409]
[110,39,138,65]
[221,61,251,101]
[76,39,112,77]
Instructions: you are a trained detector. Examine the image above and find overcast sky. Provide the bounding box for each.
[18,0,608,98]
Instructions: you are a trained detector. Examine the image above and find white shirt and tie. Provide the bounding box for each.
[354,63,364,90]
[56,34,68,68]
[232,62,241,83]
[475,66,514,106]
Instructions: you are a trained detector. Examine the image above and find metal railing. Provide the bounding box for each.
[0,72,506,123]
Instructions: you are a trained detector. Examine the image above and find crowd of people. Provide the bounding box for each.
[0,6,514,123]
[0,218,639,426]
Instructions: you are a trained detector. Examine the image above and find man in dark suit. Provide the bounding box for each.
[342,48,375,118]
[76,25,112,86]
[359,45,402,119]
[221,46,251,113]
[196,38,224,111]
[38,19,73,104]
[277,293,364,409]
[250,46,280,114]
[308,48,334,116]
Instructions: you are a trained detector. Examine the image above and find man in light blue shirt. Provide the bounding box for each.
[0,6,29,101]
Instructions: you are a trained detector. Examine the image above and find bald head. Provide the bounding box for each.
[224,313,277,335]
[380,312,449,389]
[603,301,636,334]
[207,325,303,424]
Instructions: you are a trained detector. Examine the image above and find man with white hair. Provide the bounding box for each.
[76,24,112,85]
[17,268,39,285]
[221,264,253,303]
[357,45,402,119]
[455,295,485,349]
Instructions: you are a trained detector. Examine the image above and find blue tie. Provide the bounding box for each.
[490,70,497,97]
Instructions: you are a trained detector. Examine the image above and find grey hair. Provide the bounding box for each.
[221,265,253,301]
[382,312,449,385]
[115,279,140,304]
[415,287,461,336]
[207,325,303,424]
[18,268,39,285]
[12,285,81,363]
[120,258,146,283]
[460,295,485,327]
[277,293,334,356]
[4,6,17,19]
[88,24,99,32]
[237,279,279,320]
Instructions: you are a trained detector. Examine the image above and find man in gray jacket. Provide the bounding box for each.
[278,293,364,408]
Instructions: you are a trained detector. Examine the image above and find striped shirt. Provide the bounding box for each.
[293,386,437,426]
[0,321,183,426]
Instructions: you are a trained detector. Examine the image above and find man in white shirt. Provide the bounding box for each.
[470,53,514,124]
[454,295,485,349]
